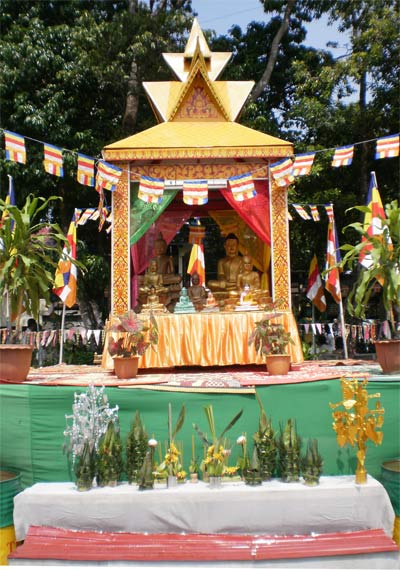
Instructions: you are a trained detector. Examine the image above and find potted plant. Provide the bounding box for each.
[338,199,400,373]
[107,310,158,379]
[249,318,293,375]
[0,194,69,381]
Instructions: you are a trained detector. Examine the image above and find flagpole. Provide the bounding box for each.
[338,297,348,359]
[58,303,66,365]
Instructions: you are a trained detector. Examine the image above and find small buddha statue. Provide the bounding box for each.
[236,284,258,310]
[139,259,168,295]
[141,285,165,314]
[153,233,175,276]
[237,255,261,292]
[202,289,219,312]
[187,272,207,311]
[207,234,243,292]
[174,287,196,314]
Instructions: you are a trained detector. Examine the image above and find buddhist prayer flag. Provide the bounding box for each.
[292,204,311,220]
[4,130,26,164]
[77,153,95,187]
[77,208,96,225]
[359,172,387,270]
[292,153,315,176]
[96,161,122,192]
[183,180,208,205]
[325,204,334,221]
[375,134,399,159]
[228,172,256,201]
[53,213,77,308]
[187,243,206,286]
[325,212,342,304]
[138,175,164,204]
[188,224,206,245]
[306,255,326,313]
[310,205,320,221]
[269,158,294,186]
[43,143,63,177]
[331,145,354,167]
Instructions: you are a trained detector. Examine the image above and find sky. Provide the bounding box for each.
[190,0,348,54]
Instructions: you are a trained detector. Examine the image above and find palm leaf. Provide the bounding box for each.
[219,409,243,439]
[172,404,186,439]
[192,423,211,447]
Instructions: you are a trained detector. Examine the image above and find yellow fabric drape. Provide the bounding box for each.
[102,311,303,369]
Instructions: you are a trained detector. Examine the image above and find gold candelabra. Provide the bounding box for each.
[330,378,384,484]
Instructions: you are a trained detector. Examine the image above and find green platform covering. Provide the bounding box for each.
[0,379,399,489]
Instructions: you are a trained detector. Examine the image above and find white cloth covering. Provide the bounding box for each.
[13,475,395,542]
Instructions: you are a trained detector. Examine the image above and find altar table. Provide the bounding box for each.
[102,310,303,369]
[14,476,395,542]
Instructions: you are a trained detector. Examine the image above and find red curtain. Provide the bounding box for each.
[219,179,270,245]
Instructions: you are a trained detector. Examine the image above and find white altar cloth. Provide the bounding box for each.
[13,475,395,542]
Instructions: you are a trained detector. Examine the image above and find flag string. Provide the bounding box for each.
[1,127,398,189]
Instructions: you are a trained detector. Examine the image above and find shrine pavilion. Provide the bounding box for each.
[102,18,303,366]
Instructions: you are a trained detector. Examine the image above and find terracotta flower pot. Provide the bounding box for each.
[374,339,400,374]
[0,345,33,382]
[266,354,291,375]
[113,356,139,379]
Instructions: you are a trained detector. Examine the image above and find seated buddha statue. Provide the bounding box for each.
[139,259,168,295]
[141,285,165,314]
[202,289,219,312]
[207,234,244,296]
[187,272,207,311]
[174,287,196,314]
[152,233,181,288]
[237,255,261,292]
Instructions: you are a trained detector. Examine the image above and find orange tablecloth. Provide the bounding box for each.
[102,311,303,369]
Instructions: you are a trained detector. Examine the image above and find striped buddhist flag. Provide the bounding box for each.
[77,208,96,225]
[53,213,78,308]
[4,130,26,164]
[332,145,354,167]
[228,172,256,201]
[325,204,334,221]
[306,255,326,313]
[138,175,164,204]
[359,172,388,270]
[183,180,208,205]
[310,205,320,221]
[375,134,399,159]
[269,158,294,186]
[187,243,206,286]
[188,224,206,245]
[292,204,311,220]
[77,154,95,187]
[96,161,122,192]
[292,152,315,177]
[325,213,342,304]
[44,143,63,176]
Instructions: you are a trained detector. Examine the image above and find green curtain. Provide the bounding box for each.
[0,379,398,489]
[130,183,178,245]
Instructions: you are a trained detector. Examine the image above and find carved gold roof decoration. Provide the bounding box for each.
[104,18,292,158]
[143,17,254,124]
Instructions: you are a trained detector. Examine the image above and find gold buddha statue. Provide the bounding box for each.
[187,272,207,311]
[141,285,165,314]
[139,259,168,295]
[207,234,243,292]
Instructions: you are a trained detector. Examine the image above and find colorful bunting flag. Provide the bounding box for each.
[183,180,208,205]
[77,154,95,187]
[292,204,311,220]
[306,255,326,313]
[228,172,256,201]
[138,175,165,204]
[43,143,63,177]
[188,224,206,245]
[325,204,334,221]
[359,171,388,270]
[4,130,26,164]
[325,212,342,304]
[77,208,96,225]
[96,160,122,192]
[331,145,354,167]
[53,213,77,308]
[269,158,294,186]
[375,134,399,159]
[187,243,206,286]
[292,152,315,177]
[310,205,320,221]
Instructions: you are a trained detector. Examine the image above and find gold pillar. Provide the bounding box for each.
[111,163,130,315]
[270,179,290,310]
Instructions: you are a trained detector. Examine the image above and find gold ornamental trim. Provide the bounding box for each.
[270,179,290,310]
[112,164,130,315]
[103,146,292,162]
